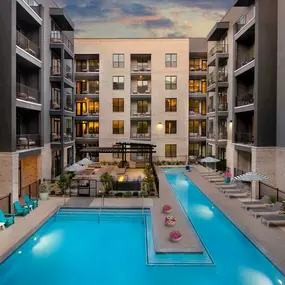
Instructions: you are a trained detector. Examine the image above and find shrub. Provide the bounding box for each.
[141,191,149,198]
[123,192,132,198]
[100,172,115,194]
[269,195,277,204]
[114,192,123,197]
[133,192,139,197]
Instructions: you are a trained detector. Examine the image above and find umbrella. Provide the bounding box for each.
[65,163,85,172]
[233,172,268,201]
[200,157,220,171]
[77,158,93,166]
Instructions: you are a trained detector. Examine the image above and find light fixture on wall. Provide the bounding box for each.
[157,122,163,129]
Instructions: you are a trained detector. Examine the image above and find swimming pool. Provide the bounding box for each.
[0,168,284,285]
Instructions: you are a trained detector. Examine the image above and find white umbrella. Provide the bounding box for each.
[233,172,268,201]
[65,163,85,172]
[200,157,220,171]
[77,158,93,166]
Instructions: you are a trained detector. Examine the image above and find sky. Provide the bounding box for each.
[56,0,235,38]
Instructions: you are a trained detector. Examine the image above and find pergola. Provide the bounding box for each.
[80,140,156,164]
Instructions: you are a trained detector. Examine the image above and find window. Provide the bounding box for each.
[137,100,148,113]
[165,120,177,134]
[76,122,87,137]
[65,118,72,136]
[89,80,99,94]
[113,98,124,112]
[76,80,87,94]
[137,79,149,93]
[113,54,124,68]
[51,118,61,139]
[201,121,206,136]
[202,60,207,71]
[89,59,99,72]
[89,100,99,113]
[165,99,177,112]
[67,147,73,166]
[113,76,124,90]
[113,120,124,134]
[189,58,200,71]
[165,76,177,90]
[201,100,206,115]
[165,144,177,158]
[189,99,199,113]
[137,121,148,134]
[89,122,99,134]
[189,120,199,134]
[76,102,87,116]
[189,144,199,156]
[137,58,148,70]
[165,53,177,67]
[201,80,207,93]
[76,60,87,72]
[189,80,201,93]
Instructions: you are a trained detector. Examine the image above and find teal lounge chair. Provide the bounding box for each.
[13,201,30,216]
[0,209,15,227]
[24,195,38,209]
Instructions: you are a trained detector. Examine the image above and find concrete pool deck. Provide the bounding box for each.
[185,167,285,274]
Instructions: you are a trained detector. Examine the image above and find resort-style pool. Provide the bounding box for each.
[0,167,284,285]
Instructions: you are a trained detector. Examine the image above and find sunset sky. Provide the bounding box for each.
[56,0,235,38]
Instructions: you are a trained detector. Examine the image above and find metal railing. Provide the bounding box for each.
[132,65,151,72]
[208,72,216,85]
[131,88,151,95]
[23,0,41,17]
[218,71,228,82]
[76,64,99,72]
[189,132,206,138]
[189,88,206,94]
[237,47,255,69]
[64,102,73,112]
[208,106,215,113]
[236,92,254,106]
[50,32,74,52]
[218,131,227,140]
[16,82,40,104]
[207,132,215,139]
[50,99,61,109]
[77,133,99,139]
[218,103,228,111]
[17,134,40,149]
[189,65,207,71]
[235,132,254,144]
[0,193,11,213]
[131,110,151,116]
[64,132,73,142]
[16,30,40,59]
[19,180,40,199]
[50,66,61,76]
[65,65,73,81]
[259,182,285,202]
[51,133,61,142]
[208,44,228,58]
[131,133,151,140]
[235,6,255,33]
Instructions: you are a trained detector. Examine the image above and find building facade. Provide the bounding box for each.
[74,38,207,165]
[0,0,74,203]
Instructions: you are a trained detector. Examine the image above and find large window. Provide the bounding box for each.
[76,80,87,94]
[189,80,201,93]
[89,80,99,94]
[113,54,124,68]
[137,79,148,93]
[76,122,87,137]
[201,80,207,93]
[51,117,61,140]
[189,99,199,113]
[89,122,99,134]
[189,58,200,71]
[165,53,177,67]
[113,76,124,90]
[165,120,177,134]
[113,98,124,112]
[165,76,177,90]
[189,120,199,134]
[189,144,199,156]
[76,102,87,115]
[113,120,124,134]
[137,121,148,134]
[165,98,177,112]
[89,100,99,113]
[165,144,177,158]
[76,60,87,72]
[137,100,148,113]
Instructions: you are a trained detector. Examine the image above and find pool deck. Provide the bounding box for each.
[185,167,285,274]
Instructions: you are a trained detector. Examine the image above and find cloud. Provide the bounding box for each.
[167,31,188,38]
[140,18,175,29]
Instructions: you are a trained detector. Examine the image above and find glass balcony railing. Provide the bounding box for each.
[64,132,73,142]
[16,83,40,104]
[17,134,40,149]
[131,133,151,139]
[65,65,73,81]
[50,32,74,52]
[236,92,254,107]
[235,132,254,145]
[218,102,228,111]
[237,47,255,69]
[51,133,61,142]
[208,106,215,113]
[218,131,227,140]
[131,110,151,116]
[208,44,228,58]
[77,133,99,139]
[50,100,61,110]
[16,31,40,59]
[189,65,207,72]
[23,0,41,17]
[235,6,255,33]
[207,132,215,140]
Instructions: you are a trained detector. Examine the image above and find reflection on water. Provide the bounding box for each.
[192,204,214,220]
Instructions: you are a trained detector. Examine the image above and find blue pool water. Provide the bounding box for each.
[0,167,284,285]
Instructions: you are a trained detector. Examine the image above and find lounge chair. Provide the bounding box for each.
[241,195,270,210]
[208,177,224,183]
[217,184,238,189]
[261,215,285,227]
[201,171,222,177]
[249,202,282,219]
[219,188,243,193]
[225,191,249,198]
[0,209,15,228]
[13,201,30,216]
[24,195,39,209]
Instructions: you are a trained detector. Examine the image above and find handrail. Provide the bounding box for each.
[98,194,104,223]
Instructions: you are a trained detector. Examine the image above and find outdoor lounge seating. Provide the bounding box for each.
[24,195,39,210]
[217,183,238,189]
[260,215,285,227]
[208,177,224,183]
[201,171,222,177]
[225,191,249,198]
[249,202,282,219]
[219,188,243,193]
[241,196,270,210]
[0,209,15,228]
[13,201,30,216]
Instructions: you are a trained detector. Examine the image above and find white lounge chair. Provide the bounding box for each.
[241,196,270,210]
[261,215,285,227]
[249,202,282,219]
[225,191,249,198]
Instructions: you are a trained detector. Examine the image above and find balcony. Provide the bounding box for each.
[189,133,206,142]
[131,88,151,98]
[16,83,40,104]
[218,130,227,140]
[51,133,61,143]
[131,133,151,140]
[235,132,254,145]
[65,65,72,81]
[50,100,61,110]
[16,30,40,60]
[16,134,40,150]
[234,6,255,35]
[64,102,73,112]
[208,44,228,64]
[76,65,99,73]
[19,0,41,19]
[189,65,207,72]
[207,106,215,113]
[218,102,228,112]
[50,31,74,53]
[189,109,206,119]
[64,132,73,142]
[207,132,215,140]
[50,66,74,84]
[236,92,254,108]
[131,110,151,118]
[236,47,255,70]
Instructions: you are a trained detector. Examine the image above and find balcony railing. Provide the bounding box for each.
[16,30,40,59]
[208,72,216,85]
[131,111,151,116]
[78,88,100,95]
[237,47,255,69]
[77,111,99,116]
[207,132,215,139]
[236,92,254,107]
[132,65,151,72]
[64,102,73,112]
[189,109,206,116]
[50,32,74,52]
[131,88,151,95]
[235,6,255,33]
[189,65,207,72]
[23,0,41,17]
[218,103,228,111]
[51,133,61,142]
[76,64,99,72]
[189,132,206,138]
[131,133,151,139]
[65,65,72,81]
[218,131,227,140]
[235,132,254,145]
[189,88,206,94]
[77,133,99,139]
[17,134,40,149]
[16,83,40,104]
[218,71,228,82]
[50,66,61,76]
[208,44,228,58]
[208,106,215,113]
[50,100,61,109]
[64,132,73,142]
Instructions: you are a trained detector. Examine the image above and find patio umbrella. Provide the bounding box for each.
[77,158,93,166]
[65,163,85,172]
[233,172,268,201]
[200,157,220,171]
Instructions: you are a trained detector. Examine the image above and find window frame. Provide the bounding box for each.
[113,54,124,68]
[165,76,177,90]
[165,53,177,68]
[165,144,177,158]
[113,76,125,90]
[112,120,124,134]
[113,98,124,112]
[165,120,177,134]
[165,98,177,112]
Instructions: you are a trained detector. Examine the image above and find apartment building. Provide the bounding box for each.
[74,38,207,163]
[0,0,74,203]
[207,0,283,194]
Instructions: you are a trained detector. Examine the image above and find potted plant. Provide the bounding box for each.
[162,205,172,214]
[165,216,176,226]
[224,172,232,184]
[169,231,182,242]
[39,182,49,200]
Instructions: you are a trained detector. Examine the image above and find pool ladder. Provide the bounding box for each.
[141,195,144,224]
[98,194,104,223]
